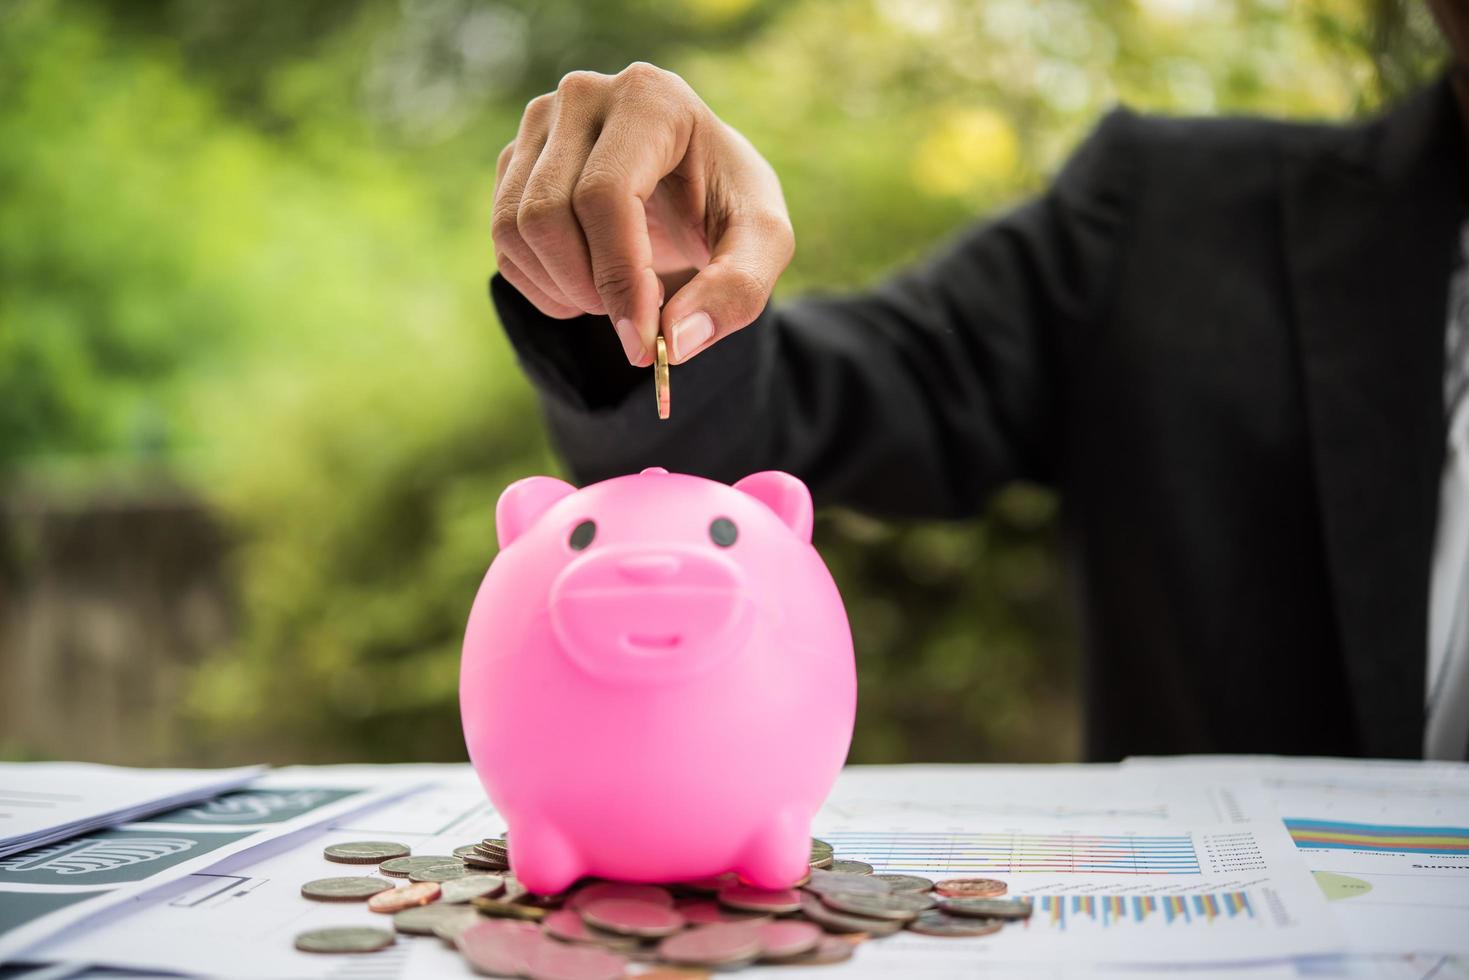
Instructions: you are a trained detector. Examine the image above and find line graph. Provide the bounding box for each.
[818,831,1201,875]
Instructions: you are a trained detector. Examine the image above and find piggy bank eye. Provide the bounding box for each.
[568,520,597,550]
[709,517,737,547]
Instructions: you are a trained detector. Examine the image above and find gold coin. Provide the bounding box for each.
[655,335,670,420]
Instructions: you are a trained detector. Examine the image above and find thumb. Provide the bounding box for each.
[660,210,793,364]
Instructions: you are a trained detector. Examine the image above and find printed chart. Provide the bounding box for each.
[819,830,1202,875]
[1284,818,1469,854]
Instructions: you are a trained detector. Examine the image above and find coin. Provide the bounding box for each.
[675,899,771,925]
[438,873,504,904]
[464,851,510,870]
[797,892,905,937]
[755,920,822,960]
[300,876,395,901]
[472,895,548,921]
[323,841,411,864]
[773,935,855,965]
[934,877,1007,898]
[810,838,834,856]
[580,897,685,938]
[717,885,802,914]
[655,335,670,420]
[367,881,440,913]
[818,890,933,921]
[380,855,458,878]
[524,935,628,980]
[409,862,471,883]
[392,903,479,936]
[872,873,933,893]
[499,876,529,903]
[658,923,763,968]
[433,911,483,944]
[294,926,395,954]
[567,881,674,910]
[454,844,485,860]
[906,909,1004,937]
[457,919,542,976]
[936,896,1033,920]
[829,859,874,875]
[804,868,890,896]
[676,872,740,895]
[542,909,639,950]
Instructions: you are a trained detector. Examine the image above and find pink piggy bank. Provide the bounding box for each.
[460,467,855,893]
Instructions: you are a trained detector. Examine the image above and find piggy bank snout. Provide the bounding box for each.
[548,545,754,685]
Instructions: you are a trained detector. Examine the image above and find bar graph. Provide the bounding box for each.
[819,831,1201,875]
[1031,891,1255,930]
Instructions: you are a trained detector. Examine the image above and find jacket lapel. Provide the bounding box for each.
[1284,77,1464,757]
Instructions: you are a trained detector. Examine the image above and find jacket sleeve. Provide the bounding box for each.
[492,109,1136,519]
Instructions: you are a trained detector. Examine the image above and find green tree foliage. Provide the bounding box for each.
[0,0,1446,763]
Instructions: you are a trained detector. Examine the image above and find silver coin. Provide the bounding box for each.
[433,911,482,944]
[676,872,740,894]
[937,896,1034,920]
[873,873,934,893]
[380,855,458,878]
[463,851,510,870]
[810,838,834,856]
[323,841,410,864]
[523,935,627,980]
[773,935,856,965]
[829,859,874,875]
[472,896,547,921]
[797,892,905,936]
[804,868,890,896]
[392,903,479,936]
[409,862,471,883]
[567,881,674,910]
[300,876,394,901]
[717,885,803,914]
[579,897,684,938]
[294,926,395,953]
[453,844,484,860]
[658,922,763,967]
[438,873,504,904]
[906,909,1005,937]
[808,853,835,870]
[818,889,934,921]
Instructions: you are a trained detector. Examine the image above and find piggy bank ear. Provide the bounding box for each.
[733,471,813,542]
[496,476,577,549]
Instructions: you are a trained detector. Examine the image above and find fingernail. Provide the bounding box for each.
[670,311,714,362]
[614,318,646,365]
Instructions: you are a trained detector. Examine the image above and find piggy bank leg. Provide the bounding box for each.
[734,807,812,889]
[506,819,583,894]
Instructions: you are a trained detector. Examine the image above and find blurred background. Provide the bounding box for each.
[0,0,1447,768]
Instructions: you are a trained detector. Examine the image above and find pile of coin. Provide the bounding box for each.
[295,836,1030,976]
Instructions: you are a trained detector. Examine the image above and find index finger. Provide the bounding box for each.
[570,73,698,365]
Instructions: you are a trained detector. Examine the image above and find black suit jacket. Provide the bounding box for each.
[492,78,1466,761]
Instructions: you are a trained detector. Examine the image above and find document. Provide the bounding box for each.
[1124,756,1469,957]
[0,762,264,859]
[25,764,1344,978]
[0,764,431,964]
